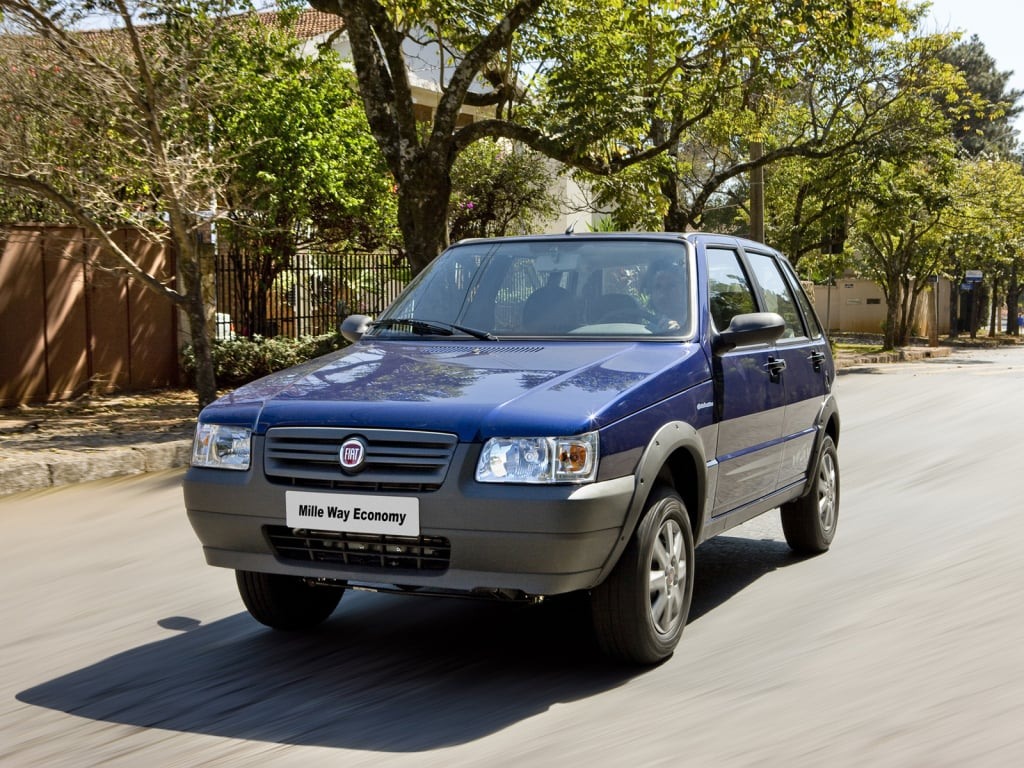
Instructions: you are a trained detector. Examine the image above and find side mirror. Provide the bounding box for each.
[340,314,372,343]
[712,312,785,355]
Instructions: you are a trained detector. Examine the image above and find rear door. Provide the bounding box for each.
[742,249,829,490]
[706,245,787,515]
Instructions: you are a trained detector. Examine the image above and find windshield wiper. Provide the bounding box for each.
[372,318,498,341]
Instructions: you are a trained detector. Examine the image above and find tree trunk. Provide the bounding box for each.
[398,158,453,275]
[1007,265,1020,336]
[989,278,1000,335]
[883,290,900,350]
[660,138,691,233]
[179,248,218,408]
[901,280,925,347]
[948,277,961,339]
[896,276,911,346]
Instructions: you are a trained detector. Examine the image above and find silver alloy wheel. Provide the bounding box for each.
[649,517,687,635]
[817,450,838,533]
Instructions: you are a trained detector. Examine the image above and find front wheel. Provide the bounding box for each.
[590,486,694,664]
[781,435,839,554]
[235,570,344,630]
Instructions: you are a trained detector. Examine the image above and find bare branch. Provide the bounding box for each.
[0,171,184,305]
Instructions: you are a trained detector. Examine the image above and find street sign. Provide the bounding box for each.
[965,269,983,283]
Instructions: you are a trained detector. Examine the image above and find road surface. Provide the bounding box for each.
[3,346,1023,766]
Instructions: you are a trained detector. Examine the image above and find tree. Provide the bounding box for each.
[0,1,399,405]
[937,34,1022,159]
[836,46,968,350]
[447,139,560,241]
[940,158,1024,337]
[308,0,749,273]
[0,0,261,407]
[209,10,399,336]
[579,1,969,243]
[851,140,958,349]
[760,16,976,269]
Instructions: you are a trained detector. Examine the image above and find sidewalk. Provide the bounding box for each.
[0,389,196,498]
[0,345,957,498]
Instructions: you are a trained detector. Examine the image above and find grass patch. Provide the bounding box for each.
[834,343,886,355]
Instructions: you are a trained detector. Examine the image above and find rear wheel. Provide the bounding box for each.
[591,486,694,664]
[781,435,839,554]
[235,570,344,630]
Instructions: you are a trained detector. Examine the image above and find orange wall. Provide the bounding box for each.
[0,226,179,406]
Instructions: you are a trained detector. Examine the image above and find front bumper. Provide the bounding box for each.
[183,440,635,596]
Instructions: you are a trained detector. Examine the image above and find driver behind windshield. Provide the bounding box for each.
[644,259,688,333]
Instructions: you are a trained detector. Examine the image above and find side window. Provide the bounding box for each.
[745,251,806,339]
[706,247,757,330]
[780,260,824,339]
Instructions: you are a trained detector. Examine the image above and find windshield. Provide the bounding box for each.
[372,238,694,340]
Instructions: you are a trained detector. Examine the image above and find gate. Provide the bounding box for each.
[214,248,410,339]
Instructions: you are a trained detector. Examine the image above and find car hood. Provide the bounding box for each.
[200,340,710,442]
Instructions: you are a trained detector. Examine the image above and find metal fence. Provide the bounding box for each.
[214,248,410,339]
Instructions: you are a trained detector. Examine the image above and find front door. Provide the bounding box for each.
[706,246,787,515]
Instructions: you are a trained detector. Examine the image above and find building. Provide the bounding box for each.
[813,277,954,338]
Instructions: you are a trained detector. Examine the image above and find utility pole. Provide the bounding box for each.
[750,141,764,243]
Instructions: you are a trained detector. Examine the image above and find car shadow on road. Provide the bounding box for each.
[18,592,630,751]
[691,533,803,622]
[17,536,799,752]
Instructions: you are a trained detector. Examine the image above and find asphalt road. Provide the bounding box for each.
[3,346,1023,767]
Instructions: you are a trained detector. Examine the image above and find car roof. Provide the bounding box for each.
[450,231,781,254]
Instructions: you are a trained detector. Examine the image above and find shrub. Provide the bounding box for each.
[181,333,348,388]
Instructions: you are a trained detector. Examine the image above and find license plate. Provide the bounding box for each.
[285,491,420,536]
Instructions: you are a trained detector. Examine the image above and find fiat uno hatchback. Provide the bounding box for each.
[183,232,840,664]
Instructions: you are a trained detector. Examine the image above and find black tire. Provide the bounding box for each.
[781,435,839,554]
[235,570,344,631]
[591,486,694,665]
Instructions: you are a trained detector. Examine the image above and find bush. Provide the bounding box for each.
[182,333,348,388]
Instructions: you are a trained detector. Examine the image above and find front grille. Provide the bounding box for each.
[266,526,451,571]
[264,427,458,490]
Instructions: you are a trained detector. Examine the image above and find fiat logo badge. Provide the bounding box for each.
[339,437,367,473]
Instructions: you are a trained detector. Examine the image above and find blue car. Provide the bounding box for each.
[183,232,840,664]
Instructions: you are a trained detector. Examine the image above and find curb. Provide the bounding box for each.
[835,345,952,371]
[0,440,191,498]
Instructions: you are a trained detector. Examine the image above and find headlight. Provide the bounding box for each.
[191,423,252,471]
[475,431,598,484]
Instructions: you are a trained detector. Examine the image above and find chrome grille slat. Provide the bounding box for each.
[266,526,451,571]
[264,427,457,490]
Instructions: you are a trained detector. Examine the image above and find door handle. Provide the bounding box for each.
[809,351,826,371]
[766,357,787,379]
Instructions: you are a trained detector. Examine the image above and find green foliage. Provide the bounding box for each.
[203,9,401,336]
[936,34,1023,159]
[448,139,560,241]
[181,332,348,387]
[939,157,1024,301]
[573,158,672,232]
[522,0,712,157]
[210,16,399,251]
